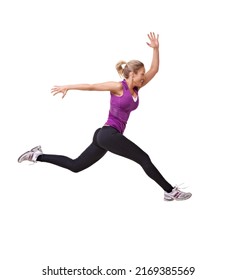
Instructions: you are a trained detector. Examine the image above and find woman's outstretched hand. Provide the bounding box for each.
[51,86,68,99]
[146,32,159,49]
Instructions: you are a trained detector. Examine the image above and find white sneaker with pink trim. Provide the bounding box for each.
[18,146,43,163]
[164,185,192,201]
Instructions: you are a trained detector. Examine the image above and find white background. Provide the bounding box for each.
[1,0,235,279]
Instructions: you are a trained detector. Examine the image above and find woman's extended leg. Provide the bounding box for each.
[97,126,173,192]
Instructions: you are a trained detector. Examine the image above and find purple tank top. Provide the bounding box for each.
[105,79,139,134]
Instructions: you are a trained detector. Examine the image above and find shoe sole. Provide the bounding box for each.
[164,197,174,201]
[164,193,192,201]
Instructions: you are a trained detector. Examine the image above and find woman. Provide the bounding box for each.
[18,32,191,201]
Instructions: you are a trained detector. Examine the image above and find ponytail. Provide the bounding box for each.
[115,60,127,77]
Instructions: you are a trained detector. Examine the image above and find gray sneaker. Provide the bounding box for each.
[18,145,43,163]
[164,186,192,201]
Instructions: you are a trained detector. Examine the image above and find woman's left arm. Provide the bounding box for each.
[142,32,159,87]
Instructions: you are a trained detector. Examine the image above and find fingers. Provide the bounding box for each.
[51,86,67,98]
[62,90,67,99]
[51,86,59,94]
[147,33,153,41]
[148,32,159,40]
[51,86,62,94]
[146,32,159,48]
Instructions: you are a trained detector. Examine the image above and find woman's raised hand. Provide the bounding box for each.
[146,32,159,49]
[51,86,68,99]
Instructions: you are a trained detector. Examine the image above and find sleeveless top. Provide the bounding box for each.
[105,79,139,134]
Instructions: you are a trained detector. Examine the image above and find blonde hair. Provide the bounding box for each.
[116,60,144,78]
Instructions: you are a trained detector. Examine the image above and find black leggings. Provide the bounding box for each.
[37,126,173,192]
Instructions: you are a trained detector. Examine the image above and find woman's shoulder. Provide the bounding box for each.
[110,81,123,96]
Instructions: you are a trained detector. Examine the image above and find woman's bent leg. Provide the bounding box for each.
[37,143,107,172]
[37,128,107,172]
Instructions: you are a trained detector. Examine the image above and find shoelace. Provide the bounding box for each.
[174,183,190,190]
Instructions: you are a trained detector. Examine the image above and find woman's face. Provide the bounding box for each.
[133,67,146,87]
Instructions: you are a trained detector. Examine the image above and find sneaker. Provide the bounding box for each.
[18,145,43,163]
[164,185,192,201]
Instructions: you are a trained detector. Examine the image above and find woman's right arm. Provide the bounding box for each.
[51,81,122,98]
